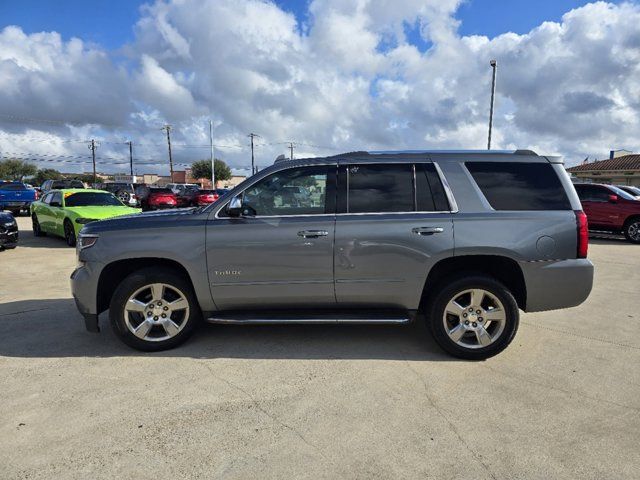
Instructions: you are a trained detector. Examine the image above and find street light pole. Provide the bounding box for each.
[487,59,497,150]
[214,120,216,189]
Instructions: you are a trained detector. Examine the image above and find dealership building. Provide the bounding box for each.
[566,151,640,186]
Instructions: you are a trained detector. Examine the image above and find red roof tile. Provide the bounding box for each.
[567,155,640,172]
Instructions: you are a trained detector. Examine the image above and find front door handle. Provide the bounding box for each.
[412,226,444,236]
[298,230,329,238]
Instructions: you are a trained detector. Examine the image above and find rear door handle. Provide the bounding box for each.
[412,226,444,236]
[298,230,329,238]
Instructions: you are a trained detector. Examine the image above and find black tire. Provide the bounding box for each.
[32,214,46,237]
[63,219,76,247]
[427,274,519,360]
[109,267,201,351]
[623,217,640,244]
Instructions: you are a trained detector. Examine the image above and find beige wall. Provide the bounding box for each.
[571,171,640,186]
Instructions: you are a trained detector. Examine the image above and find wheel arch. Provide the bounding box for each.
[421,255,527,310]
[97,257,196,314]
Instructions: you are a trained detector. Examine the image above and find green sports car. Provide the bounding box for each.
[30,189,141,246]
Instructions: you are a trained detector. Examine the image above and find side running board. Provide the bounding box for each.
[206,311,413,325]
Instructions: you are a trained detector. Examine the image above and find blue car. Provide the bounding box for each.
[0,182,38,216]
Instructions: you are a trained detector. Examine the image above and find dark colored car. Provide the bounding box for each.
[175,186,201,207]
[100,183,139,207]
[136,187,177,211]
[0,211,18,249]
[0,182,38,216]
[575,183,640,243]
[617,185,640,198]
[41,179,85,193]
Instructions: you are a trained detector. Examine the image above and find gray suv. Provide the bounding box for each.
[71,150,593,359]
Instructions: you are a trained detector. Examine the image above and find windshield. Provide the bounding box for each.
[64,192,124,207]
[608,185,637,200]
[621,186,640,196]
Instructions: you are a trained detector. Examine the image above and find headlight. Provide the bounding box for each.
[75,218,96,224]
[77,234,99,250]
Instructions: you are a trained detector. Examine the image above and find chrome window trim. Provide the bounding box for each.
[432,161,459,214]
[213,160,459,220]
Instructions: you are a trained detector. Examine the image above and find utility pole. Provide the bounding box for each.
[487,59,497,150]
[248,133,260,175]
[209,120,215,188]
[288,142,294,160]
[162,125,174,181]
[88,139,98,187]
[127,141,133,177]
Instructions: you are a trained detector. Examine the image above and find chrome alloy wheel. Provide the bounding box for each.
[123,283,190,342]
[628,220,640,242]
[442,288,507,349]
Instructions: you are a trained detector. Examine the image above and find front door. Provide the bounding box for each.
[207,164,337,310]
[334,162,455,310]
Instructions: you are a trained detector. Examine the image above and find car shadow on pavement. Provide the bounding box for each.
[0,298,454,362]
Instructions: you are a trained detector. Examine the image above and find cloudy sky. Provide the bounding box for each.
[0,0,638,175]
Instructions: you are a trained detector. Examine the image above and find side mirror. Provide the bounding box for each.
[608,194,618,203]
[227,195,243,217]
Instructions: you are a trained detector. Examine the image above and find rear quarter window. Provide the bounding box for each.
[466,162,571,210]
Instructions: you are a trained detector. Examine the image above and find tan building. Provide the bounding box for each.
[566,153,640,186]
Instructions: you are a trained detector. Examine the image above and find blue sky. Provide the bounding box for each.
[0,0,610,49]
[0,0,638,172]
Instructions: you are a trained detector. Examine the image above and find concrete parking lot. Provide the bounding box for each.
[1,216,639,480]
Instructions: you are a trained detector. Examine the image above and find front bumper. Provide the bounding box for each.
[521,258,594,312]
[0,228,18,246]
[70,262,103,332]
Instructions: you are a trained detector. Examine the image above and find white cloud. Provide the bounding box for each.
[1,0,640,174]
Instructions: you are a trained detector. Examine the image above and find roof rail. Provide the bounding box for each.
[514,149,538,156]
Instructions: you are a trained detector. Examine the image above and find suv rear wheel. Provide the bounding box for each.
[427,275,519,360]
[623,217,640,244]
[109,267,201,351]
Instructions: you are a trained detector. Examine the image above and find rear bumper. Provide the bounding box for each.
[1,201,31,208]
[521,258,594,312]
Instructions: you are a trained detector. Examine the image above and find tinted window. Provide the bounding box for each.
[242,166,330,216]
[64,192,123,207]
[151,188,173,194]
[466,162,571,210]
[50,192,62,205]
[42,193,53,204]
[347,164,414,213]
[575,185,610,202]
[416,163,450,211]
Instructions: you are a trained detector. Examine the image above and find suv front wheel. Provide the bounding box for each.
[428,275,519,360]
[109,267,201,351]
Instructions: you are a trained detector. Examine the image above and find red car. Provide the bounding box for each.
[176,188,229,207]
[141,188,177,211]
[574,183,640,243]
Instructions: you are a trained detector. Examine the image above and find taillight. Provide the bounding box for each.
[575,210,588,258]
[34,190,40,200]
[213,194,219,201]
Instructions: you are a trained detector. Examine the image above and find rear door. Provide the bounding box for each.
[334,162,454,310]
[49,191,66,236]
[35,193,54,231]
[575,185,613,227]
